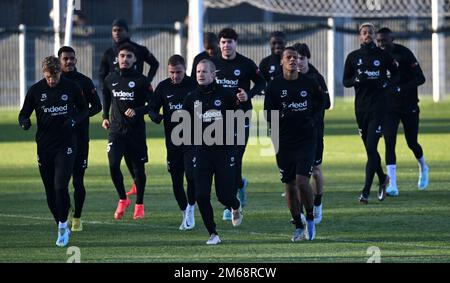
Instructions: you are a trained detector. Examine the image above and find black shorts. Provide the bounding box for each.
[276,140,316,183]
[108,133,148,164]
[74,139,89,170]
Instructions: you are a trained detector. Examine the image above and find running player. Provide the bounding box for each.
[152,55,198,230]
[182,59,243,244]
[99,18,159,196]
[102,43,153,220]
[212,28,266,220]
[18,56,88,247]
[264,47,324,241]
[376,27,428,195]
[294,43,331,224]
[343,23,399,204]
[58,46,102,232]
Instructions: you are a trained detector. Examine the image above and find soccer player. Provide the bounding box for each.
[264,47,324,241]
[259,31,286,82]
[343,23,399,204]
[212,27,266,220]
[102,43,153,220]
[152,55,198,230]
[182,59,243,245]
[190,32,220,79]
[99,18,159,196]
[376,27,428,195]
[58,46,102,232]
[18,56,88,247]
[294,43,331,224]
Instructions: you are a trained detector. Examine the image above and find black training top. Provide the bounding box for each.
[18,76,88,152]
[343,42,399,113]
[182,82,238,148]
[190,50,220,79]
[62,69,102,142]
[304,64,331,111]
[259,53,282,82]
[211,53,266,111]
[153,75,197,150]
[384,43,425,113]
[264,73,324,149]
[102,68,153,136]
[99,38,159,86]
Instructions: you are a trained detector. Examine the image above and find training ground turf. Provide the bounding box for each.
[0,98,449,263]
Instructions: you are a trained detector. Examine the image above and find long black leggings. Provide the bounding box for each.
[167,148,196,211]
[108,136,147,204]
[71,142,88,218]
[195,147,239,235]
[384,110,423,165]
[38,147,75,224]
[225,124,250,211]
[356,112,386,196]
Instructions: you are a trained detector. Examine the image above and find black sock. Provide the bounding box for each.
[314,194,322,206]
[292,214,304,229]
[305,208,314,221]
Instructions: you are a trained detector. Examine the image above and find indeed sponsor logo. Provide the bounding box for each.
[169,102,183,110]
[216,78,239,87]
[196,110,222,121]
[287,101,308,110]
[364,70,380,78]
[43,104,68,115]
[112,90,134,99]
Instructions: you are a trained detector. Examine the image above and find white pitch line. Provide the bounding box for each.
[1,213,449,251]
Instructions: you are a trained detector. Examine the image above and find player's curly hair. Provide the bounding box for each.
[42,56,61,74]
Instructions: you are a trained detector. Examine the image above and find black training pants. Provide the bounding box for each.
[38,146,76,224]
[355,111,386,196]
[384,109,423,165]
[194,147,240,235]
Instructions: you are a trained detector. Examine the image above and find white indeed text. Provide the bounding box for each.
[287,100,308,111]
[215,78,239,87]
[364,70,380,78]
[196,110,223,122]
[169,102,183,110]
[43,104,68,116]
[112,89,134,100]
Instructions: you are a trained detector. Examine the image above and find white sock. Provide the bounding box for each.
[386,165,397,188]
[187,204,196,211]
[417,156,428,171]
[58,221,68,229]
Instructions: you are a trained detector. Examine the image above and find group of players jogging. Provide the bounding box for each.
[18,19,429,247]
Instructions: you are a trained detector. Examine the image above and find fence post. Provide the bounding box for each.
[432,0,446,102]
[52,0,61,56]
[327,17,335,109]
[187,0,203,74]
[19,24,27,108]
[174,21,182,55]
[64,0,75,46]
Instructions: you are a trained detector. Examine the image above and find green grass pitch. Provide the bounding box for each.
[0,98,449,263]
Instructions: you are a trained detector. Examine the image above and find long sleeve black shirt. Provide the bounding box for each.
[102,68,153,137]
[18,77,88,152]
[62,69,101,142]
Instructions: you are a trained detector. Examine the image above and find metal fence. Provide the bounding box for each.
[0,19,449,108]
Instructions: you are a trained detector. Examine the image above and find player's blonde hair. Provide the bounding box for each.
[42,56,61,74]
